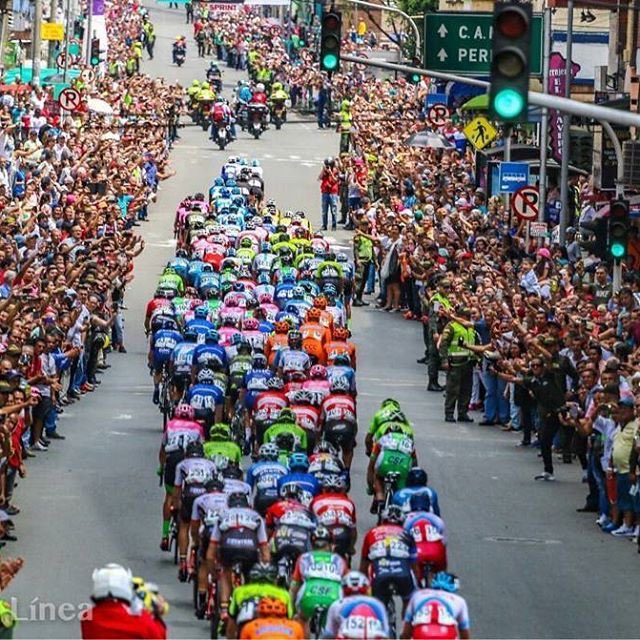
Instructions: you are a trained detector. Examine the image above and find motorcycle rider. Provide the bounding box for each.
[268,82,289,124]
[211,97,236,141]
[172,35,186,64]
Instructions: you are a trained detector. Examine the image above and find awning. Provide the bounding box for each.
[461,93,488,111]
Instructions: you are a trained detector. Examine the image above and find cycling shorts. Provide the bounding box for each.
[172,372,191,395]
[374,451,412,485]
[164,451,184,491]
[271,526,310,560]
[152,352,172,373]
[324,419,357,449]
[329,525,354,557]
[297,580,342,619]
[219,531,259,569]
[180,487,205,523]
[371,562,416,602]
[253,492,279,517]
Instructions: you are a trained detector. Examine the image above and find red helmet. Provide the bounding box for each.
[310,364,327,379]
[174,404,195,420]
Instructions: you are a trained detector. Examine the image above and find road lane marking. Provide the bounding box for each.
[484,536,562,545]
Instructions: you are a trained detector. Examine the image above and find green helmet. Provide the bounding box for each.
[341,99,351,110]
[272,82,283,91]
[381,398,400,409]
[192,79,200,87]
[209,423,231,441]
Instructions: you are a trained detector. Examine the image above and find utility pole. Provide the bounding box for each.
[47,0,57,68]
[538,6,552,223]
[0,3,10,73]
[85,0,92,65]
[558,0,574,245]
[32,0,43,86]
[62,0,72,83]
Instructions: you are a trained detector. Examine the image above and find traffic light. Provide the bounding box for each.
[608,199,630,260]
[405,70,421,84]
[579,217,608,260]
[489,1,532,123]
[90,37,100,66]
[320,10,342,73]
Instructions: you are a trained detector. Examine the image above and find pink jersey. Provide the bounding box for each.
[219,326,241,346]
[162,418,205,453]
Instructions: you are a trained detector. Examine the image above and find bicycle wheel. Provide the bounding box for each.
[209,576,221,639]
[386,595,397,638]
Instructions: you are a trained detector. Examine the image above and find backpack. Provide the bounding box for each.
[212,104,225,123]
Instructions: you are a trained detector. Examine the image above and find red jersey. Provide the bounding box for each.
[290,404,321,433]
[145,297,168,321]
[324,340,357,369]
[311,493,356,528]
[321,394,356,424]
[253,391,287,422]
[361,524,413,564]
[265,498,309,528]
[252,92,268,105]
[80,600,166,639]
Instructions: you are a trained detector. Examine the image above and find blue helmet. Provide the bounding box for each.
[205,329,220,344]
[323,283,338,297]
[226,178,237,187]
[288,452,309,472]
[220,188,230,198]
[214,177,224,186]
[194,305,209,319]
[430,572,459,593]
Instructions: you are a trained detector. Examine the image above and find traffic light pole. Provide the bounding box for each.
[85,0,93,65]
[559,0,574,246]
[538,6,552,223]
[32,0,43,86]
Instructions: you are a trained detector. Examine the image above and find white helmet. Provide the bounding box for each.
[91,564,133,603]
[256,83,265,92]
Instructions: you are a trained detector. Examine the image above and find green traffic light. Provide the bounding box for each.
[610,243,625,259]
[493,88,525,119]
[411,74,420,83]
[322,53,338,71]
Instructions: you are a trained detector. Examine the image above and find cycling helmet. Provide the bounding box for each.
[313,296,328,310]
[258,292,273,304]
[326,252,336,262]
[333,326,350,341]
[209,423,231,441]
[306,365,326,382]
[184,327,199,342]
[381,505,405,525]
[274,432,295,452]
[314,440,339,457]
[193,305,209,320]
[280,484,301,501]
[278,408,296,423]
[306,307,321,322]
[323,283,338,298]
[163,266,177,276]
[288,452,309,472]
[243,317,259,331]
[275,321,290,333]
[291,389,312,405]
[186,441,204,458]
[267,377,284,390]
[321,473,347,492]
[407,467,428,488]
[330,377,350,393]
[386,409,408,424]
[409,493,432,513]
[382,398,401,409]
[333,353,351,367]
[430,571,460,593]
[249,562,277,584]
[257,597,287,618]
[252,353,268,369]
[222,463,242,479]
[228,491,249,508]
[174,404,195,421]
[336,253,348,264]
[205,474,224,492]
[197,368,216,384]
[311,524,332,548]
[205,329,220,344]
[292,285,305,299]
[256,83,265,92]
[213,177,224,186]
[155,287,176,300]
[287,330,302,349]
[259,442,280,461]
[341,571,370,596]
[240,237,253,248]
[226,178,237,188]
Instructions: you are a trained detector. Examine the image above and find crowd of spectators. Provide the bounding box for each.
[0,0,180,589]
[199,7,640,545]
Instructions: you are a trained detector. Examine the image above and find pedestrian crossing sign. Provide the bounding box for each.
[463,116,497,150]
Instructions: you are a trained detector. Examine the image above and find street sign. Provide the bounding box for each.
[58,87,81,111]
[81,69,95,83]
[55,53,65,69]
[41,22,64,41]
[423,12,543,76]
[428,103,450,128]
[529,221,548,237]
[512,185,540,220]
[463,116,497,150]
[499,162,529,193]
[426,93,448,108]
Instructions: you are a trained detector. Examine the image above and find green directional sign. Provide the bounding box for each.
[423,12,543,76]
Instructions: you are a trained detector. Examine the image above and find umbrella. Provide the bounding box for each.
[404,130,454,149]
[87,97,114,115]
[461,93,489,111]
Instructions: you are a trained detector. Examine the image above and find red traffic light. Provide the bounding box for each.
[496,7,528,38]
[324,13,340,30]
[609,200,628,219]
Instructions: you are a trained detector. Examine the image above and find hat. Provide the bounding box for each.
[6,345,20,357]
[618,396,635,408]
[537,247,551,259]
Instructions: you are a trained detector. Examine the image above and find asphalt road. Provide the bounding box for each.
[8,5,640,639]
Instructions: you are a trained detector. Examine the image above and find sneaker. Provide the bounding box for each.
[32,441,48,452]
[596,515,610,528]
[601,521,619,533]
[534,472,555,481]
[611,525,636,537]
[152,388,160,405]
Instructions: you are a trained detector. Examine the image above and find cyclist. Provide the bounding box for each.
[392,467,441,517]
[240,596,304,640]
[191,329,228,382]
[207,493,271,629]
[222,463,253,499]
[169,327,199,402]
[289,390,321,451]
[365,399,411,455]
[303,364,332,407]
[263,407,308,453]
[300,307,330,365]
[290,524,348,636]
[324,326,357,369]
[275,330,311,382]
[327,353,357,397]
[310,474,357,558]
[246,442,289,515]
[190,475,228,619]
[173,441,218,582]
[308,440,349,489]
[251,377,288,452]
[368,424,417,514]
[186,367,225,426]
[229,338,254,410]
[320,376,358,469]
[149,317,183,405]
[400,572,471,639]
[228,563,294,639]
[322,571,391,639]
[404,493,448,577]
[203,423,242,470]
[360,506,417,611]
[265,320,291,367]
[277,452,321,506]
[159,404,205,551]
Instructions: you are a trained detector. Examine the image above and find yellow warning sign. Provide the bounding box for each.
[41,22,65,41]
[463,116,498,150]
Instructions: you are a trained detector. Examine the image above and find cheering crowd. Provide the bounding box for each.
[0,0,180,600]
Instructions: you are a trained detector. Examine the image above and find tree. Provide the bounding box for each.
[395,0,437,14]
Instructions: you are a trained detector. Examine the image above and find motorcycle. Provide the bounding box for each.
[247,104,268,139]
[196,100,214,130]
[212,121,230,151]
[174,47,185,67]
[270,99,287,130]
[208,74,222,94]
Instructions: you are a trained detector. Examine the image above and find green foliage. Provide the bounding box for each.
[395,0,437,16]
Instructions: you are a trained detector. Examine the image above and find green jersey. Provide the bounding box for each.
[229,583,293,624]
[229,354,253,389]
[158,273,184,294]
[372,420,414,444]
[368,405,410,435]
[294,550,347,619]
[263,422,308,451]
[203,440,242,468]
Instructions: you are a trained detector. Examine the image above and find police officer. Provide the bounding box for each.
[338,100,352,154]
[439,307,476,423]
[423,277,452,392]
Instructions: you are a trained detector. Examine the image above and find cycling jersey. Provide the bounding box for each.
[240,617,304,640]
[230,354,253,389]
[302,379,331,406]
[186,383,224,411]
[274,348,311,381]
[371,420,414,443]
[211,506,268,567]
[292,550,348,618]
[243,329,266,351]
[185,317,215,336]
[308,454,348,487]
[229,583,293,627]
[203,439,242,469]
[300,321,330,364]
[263,422,308,452]
[265,498,316,529]
[265,333,289,366]
[321,394,356,425]
[392,486,441,517]
[323,596,391,640]
[246,460,289,512]
[404,590,470,638]
[191,491,228,527]
[151,329,183,369]
[327,365,357,395]
[243,370,273,409]
[253,390,287,423]
[310,493,356,529]
[368,406,410,437]
[372,432,416,486]
[223,478,252,498]
[192,343,228,370]
[175,457,218,498]
[277,472,321,506]
[290,404,321,435]
[324,340,357,369]
[403,511,447,573]
[171,341,198,375]
[162,418,205,453]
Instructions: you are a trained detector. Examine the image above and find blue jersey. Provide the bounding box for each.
[185,318,215,336]
[171,341,198,375]
[194,270,219,291]
[186,383,224,409]
[187,260,206,285]
[327,365,357,394]
[297,279,321,297]
[167,257,189,281]
[393,486,440,516]
[151,329,183,367]
[284,298,310,317]
[274,283,295,306]
[243,369,273,409]
[277,472,321,504]
[192,343,228,370]
[258,320,274,334]
[245,460,288,499]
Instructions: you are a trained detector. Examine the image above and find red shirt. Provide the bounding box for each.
[320,394,356,424]
[311,493,356,527]
[80,600,166,639]
[320,168,339,195]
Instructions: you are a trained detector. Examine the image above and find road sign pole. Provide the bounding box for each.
[559,0,574,246]
[62,0,73,84]
[32,0,43,86]
[538,6,552,223]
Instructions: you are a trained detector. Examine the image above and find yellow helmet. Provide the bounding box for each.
[132,577,169,617]
[272,82,283,91]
